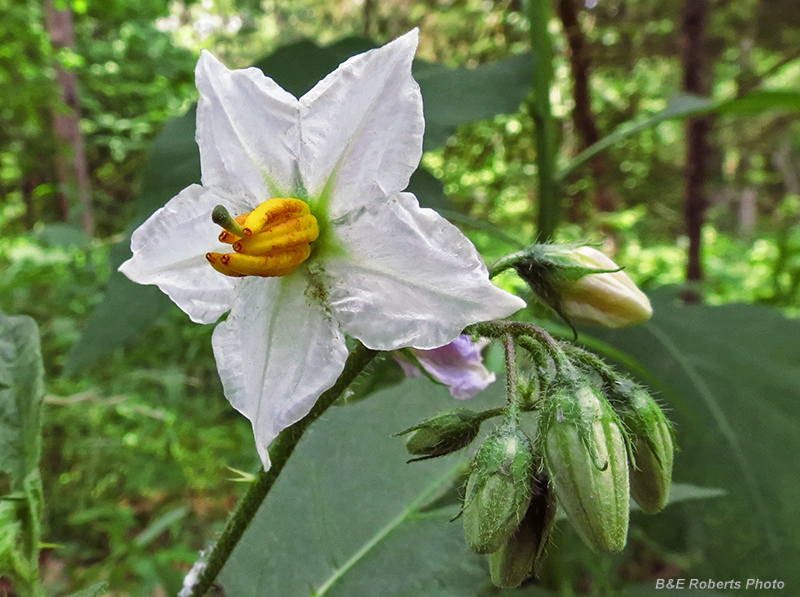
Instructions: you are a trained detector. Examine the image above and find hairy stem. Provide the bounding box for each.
[503,334,519,413]
[187,343,378,596]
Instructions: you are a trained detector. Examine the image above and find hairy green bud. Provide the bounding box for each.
[463,420,534,554]
[610,380,675,513]
[488,473,556,588]
[395,409,484,461]
[541,385,630,552]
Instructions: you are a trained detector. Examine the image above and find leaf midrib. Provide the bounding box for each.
[312,461,463,597]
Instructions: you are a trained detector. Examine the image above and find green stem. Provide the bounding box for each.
[488,250,529,278]
[503,334,519,413]
[466,320,575,377]
[188,343,378,597]
[528,0,559,240]
[560,342,619,384]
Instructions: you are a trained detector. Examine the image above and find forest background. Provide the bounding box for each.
[1,0,800,594]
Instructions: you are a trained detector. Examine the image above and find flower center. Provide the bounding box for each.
[206,198,319,278]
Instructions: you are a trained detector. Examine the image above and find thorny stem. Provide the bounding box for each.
[187,343,378,597]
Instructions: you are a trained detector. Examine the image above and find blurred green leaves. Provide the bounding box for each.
[560,90,800,180]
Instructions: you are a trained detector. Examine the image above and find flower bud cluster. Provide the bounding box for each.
[394,326,673,589]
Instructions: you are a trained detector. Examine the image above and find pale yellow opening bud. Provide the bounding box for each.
[558,246,652,328]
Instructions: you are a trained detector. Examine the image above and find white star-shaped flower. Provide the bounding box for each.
[119,30,525,468]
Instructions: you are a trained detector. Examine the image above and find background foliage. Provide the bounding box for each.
[1,0,799,594]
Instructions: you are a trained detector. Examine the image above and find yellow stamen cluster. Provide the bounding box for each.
[206,198,319,278]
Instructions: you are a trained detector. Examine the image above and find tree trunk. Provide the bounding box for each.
[681,0,711,303]
[44,0,95,236]
[556,0,616,213]
[363,0,375,37]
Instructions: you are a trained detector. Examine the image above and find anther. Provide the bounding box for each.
[242,198,311,236]
[219,245,311,277]
[233,214,319,255]
[206,252,245,277]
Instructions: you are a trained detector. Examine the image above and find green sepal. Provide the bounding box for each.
[395,409,485,462]
[488,472,557,588]
[462,419,535,554]
[540,384,630,552]
[606,379,675,513]
[491,243,619,331]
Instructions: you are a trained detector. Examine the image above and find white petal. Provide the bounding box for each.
[119,185,245,324]
[196,50,300,203]
[317,193,526,350]
[299,29,423,219]
[212,274,348,469]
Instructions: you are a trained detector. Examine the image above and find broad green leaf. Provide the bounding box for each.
[407,166,452,211]
[0,311,45,490]
[254,37,377,98]
[69,41,534,372]
[219,377,502,596]
[414,53,534,151]
[253,38,534,151]
[560,89,800,179]
[593,290,800,585]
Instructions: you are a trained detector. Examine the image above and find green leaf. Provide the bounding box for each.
[714,89,800,115]
[0,311,45,490]
[592,290,800,585]
[662,482,726,504]
[252,38,534,152]
[253,37,378,98]
[407,167,451,211]
[132,505,190,549]
[218,377,500,596]
[560,89,800,179]
[65,582,110,597]
[337,353,406,405]
[414,53,534,151]
[559,94,713,180]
